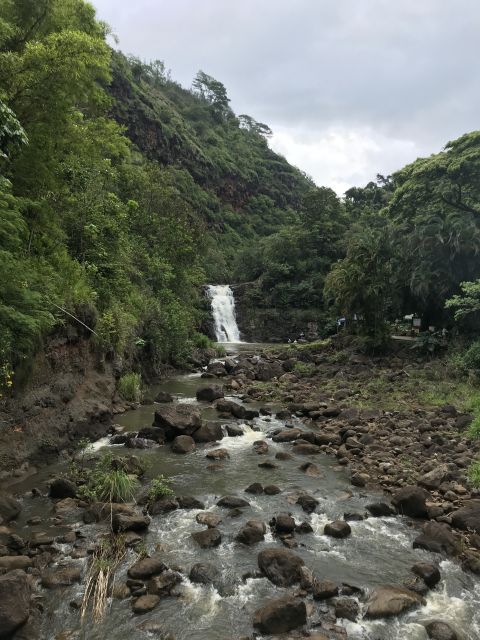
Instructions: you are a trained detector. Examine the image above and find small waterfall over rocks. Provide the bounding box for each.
[207,284,242,343]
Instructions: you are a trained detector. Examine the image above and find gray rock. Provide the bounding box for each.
[324,520,351,538]
[365,586,425,618]
[253,595,306,634]
[0,570,30,637]
[257,548,305,586]
[191,528,221,548]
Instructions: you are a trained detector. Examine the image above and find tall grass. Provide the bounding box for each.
[80,453,139,503]
[117,372,142,402]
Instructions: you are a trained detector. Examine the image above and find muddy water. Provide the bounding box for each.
[9,354,480,639]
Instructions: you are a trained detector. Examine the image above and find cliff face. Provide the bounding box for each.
[0,334,118,475]
[232,284,322,343]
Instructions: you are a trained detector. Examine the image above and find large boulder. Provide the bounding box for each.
[0,493,21,523]
[49,478,77,500]
[171,435,196,454]
[411,562,441,588]
[297,494,319,514]
[128,556,167,580]
[257,548,305,587]
[217,496,249,509]
[255,361,284,381]
[153,404,202,440]
[272,429,303,443]
[215,399,246,419]
[335,597,359,621]
[189,562,220,585]
[451,500,480,534]
[365,586,425,618]
[418,464,451,490]
[132,594,160,614]
[324,520,351,539]
[425,621,458,640]
[253,595,306,634]
[112,513,150,533]
[0,570,30,637]
[41,566,82,589]
[236,520,266,545]
[392,486,430,518]
[413,522,460,556]
[196,385,224,402]
[193,421,224,443]
[0,557,32,572]
[191,528,221,548]
[147,571,182,595]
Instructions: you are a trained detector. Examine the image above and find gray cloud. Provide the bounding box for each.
[93,0,480,192]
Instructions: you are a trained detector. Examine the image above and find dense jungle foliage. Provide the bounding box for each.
[1,0,479,393]
[0,0,311,387]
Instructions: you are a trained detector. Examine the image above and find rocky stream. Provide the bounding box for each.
[1,343,480,640]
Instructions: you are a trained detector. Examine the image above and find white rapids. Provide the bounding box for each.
[206,284,242,343]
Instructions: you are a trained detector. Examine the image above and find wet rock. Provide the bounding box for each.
[155,391,173,403]
[324,521,351,539]
[334,597,359,621]
[137,427,165,444]
[149,497,179,515]
[189,562,220,585]
[41,566,81,588]
[0,570,30,637]
[217,496,249,509]
[112,513,150,533]
[110,434,129,445]
[0,493,21,522]
[196,512,221,528]
[83,501,137,524]
[253,595,306,634]
[392,485,430,518]
[0,556,32,571]
[264,485,281,495]
[365,586,425,618]
[257,548,305,586]
[296,494,319,514]
[292,443,322,455]
[191,528,221,548]
[193,422,223,443]
[258,460,278,469]
[132,594,160,614]
[276,451,293,461]
[313,579,339,600]
[413,522,460,556]
[236,520,266,545]
[245,483,263,494]
[272,429,303,443]
[418,465,451,490]
[366,502,395,517]
[153,404,202,440]
[215,399,246,419]
[207,362,227,377]
[296,521,313,534]
[206,448,230,460]
[273,513,296,534]
[196,385,224,402]
[403,575,429,596]
[176,496,204,510]
[323,406,341,418]
[255,361,284,382]
[49,478,77,500]
[451,500,480,534]
[125,437,158,449]
[253,440,268,454]
[344,512,364,522]
[148,571,182,595]
[225,425,244,437]
[411,562,441,588]
[128,556,167,580]
[425,621,458,640]
[171,435,196,454]
[299,462,322,477]
[29,532,54,547]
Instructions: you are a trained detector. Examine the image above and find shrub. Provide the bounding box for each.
[293,361,317,378]
[462,340,480,375]
[80,453,139,503]
[117,373,142,402]
[148,475,174,502]
[192,332,214,349]
[467,460,480,488]
[468,415,480,440]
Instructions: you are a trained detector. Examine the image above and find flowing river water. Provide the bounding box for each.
[6,345,480,640]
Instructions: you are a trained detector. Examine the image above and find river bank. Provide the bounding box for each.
[0,341,480,639]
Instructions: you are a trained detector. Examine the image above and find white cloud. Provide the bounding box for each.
[270,126,421,194]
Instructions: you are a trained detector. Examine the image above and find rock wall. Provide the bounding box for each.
[0,334,118,476]
[232,283,323,343]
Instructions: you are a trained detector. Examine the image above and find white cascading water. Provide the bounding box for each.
[207,284,242,342]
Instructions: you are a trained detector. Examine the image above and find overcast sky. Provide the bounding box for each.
[92,0,480,194]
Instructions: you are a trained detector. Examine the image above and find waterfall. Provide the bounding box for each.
[207,285,242,343]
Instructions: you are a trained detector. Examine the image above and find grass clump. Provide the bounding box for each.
[117,372,142,402]
[80,453,139,503]
[467,460,480,488]
[293,361,317,378]
[468,415,480,440]
[148,475,174,502]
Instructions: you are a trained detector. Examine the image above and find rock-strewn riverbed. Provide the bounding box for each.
[1,341,480,639]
